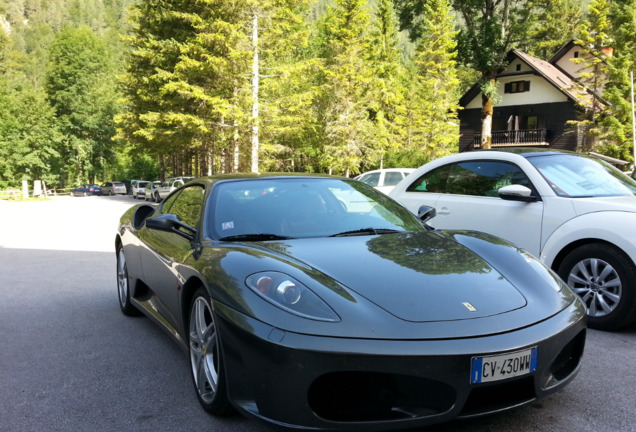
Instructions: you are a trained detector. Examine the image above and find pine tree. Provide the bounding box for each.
[316,0,375,176]
[403,0,459,165]
[257,0,321,173]
[570,0,611,152]
[599,0,636,162]
[243,0,315,173]
[116,0,253,177]
[365,0,409,171]
[524,0,583,60]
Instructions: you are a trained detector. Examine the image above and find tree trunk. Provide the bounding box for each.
[233,119,240,172]
[251,14,259,173]
[481,93,494,149]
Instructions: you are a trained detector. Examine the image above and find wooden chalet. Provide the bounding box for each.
[458,40,607,152]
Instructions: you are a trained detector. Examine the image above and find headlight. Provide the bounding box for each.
[246,272,340,322]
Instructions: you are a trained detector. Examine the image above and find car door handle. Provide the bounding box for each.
[437,207,450,215]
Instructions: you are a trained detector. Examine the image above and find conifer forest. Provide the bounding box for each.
[1,0,635,187]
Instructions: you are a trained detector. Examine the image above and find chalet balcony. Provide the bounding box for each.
[472,129,549,148]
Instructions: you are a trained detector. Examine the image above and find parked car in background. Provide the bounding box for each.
[131,180,149,199]
[101,181,127,196]
[144,181,162,202]
[121,180,134,195]
[116,174,585,431]
[154,176,195,202]
[390,149,636,330]
[71,184,102,196]
[355,168,415,194]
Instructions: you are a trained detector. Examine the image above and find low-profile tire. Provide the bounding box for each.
[188,288,232,415]
[558,243,636,330]
[117,246,141,316]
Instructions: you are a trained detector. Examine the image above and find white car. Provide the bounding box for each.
[131,180,149,199]
[144,180,163,202]
[355,168,415,194]
[390,149,636,330]
[154,176,195,202]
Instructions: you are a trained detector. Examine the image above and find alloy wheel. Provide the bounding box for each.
[189,296,220,404]
[117,249,129,307]
[567,257,622,318]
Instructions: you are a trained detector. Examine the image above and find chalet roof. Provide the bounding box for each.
[549,39,578,65]
[459,48,597,109]
[511,49,589,103]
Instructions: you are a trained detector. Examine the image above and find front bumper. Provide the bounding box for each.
[216,300,586,431]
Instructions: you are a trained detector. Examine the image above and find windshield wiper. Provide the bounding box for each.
[219,233,295,241]
[330,228,401,237]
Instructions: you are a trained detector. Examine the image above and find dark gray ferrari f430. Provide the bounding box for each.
[115,174,586,431]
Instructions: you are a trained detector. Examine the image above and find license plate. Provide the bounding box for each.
[470,347,537,384]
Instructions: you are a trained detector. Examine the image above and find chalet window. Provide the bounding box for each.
[527,116,538,129]
[574,51,579,58]
[504,80,531,94]
[516,64,522,71]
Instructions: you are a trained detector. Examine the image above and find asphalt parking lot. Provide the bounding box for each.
[0,196,634,432]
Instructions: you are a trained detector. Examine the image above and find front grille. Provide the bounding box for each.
[308,371,456,422]
[460,376,536,416]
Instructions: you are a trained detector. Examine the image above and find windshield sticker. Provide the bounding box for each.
[222,221,234,230]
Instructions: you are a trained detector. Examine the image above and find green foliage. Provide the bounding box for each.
[394,0,586,151]
[314,0,377,176]
[598,0,636,162]
[116,0,254,175]
[569,0,612,152]
[45,25,119,185]
[401,0,459,166]
[259,1,322,172]
[364,0,409,170]
[0,80,62,184]
[5,0,630,184]
[523,0,583,60]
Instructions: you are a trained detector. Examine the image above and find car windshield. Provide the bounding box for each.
[528,154,636,197]
[208,177,425,240]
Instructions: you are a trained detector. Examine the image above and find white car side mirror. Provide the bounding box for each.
[498,184,538,202]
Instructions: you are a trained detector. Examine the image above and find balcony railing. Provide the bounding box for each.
[473,129,548,148]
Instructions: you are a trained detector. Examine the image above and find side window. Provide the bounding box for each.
[384,171,404,186]
[359,172,380,187]
[406,165,451,193]
[447,161,532,197]
[164,185,205,228]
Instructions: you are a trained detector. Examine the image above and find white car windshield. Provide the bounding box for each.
[528,154,636,197]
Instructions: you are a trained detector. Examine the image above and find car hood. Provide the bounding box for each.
[260,232,568,324]
[571,195,636,215]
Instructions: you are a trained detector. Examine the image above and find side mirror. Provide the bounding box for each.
[498,185,538,202]
[417,205,437,223]
[133,205,156,230]
[146,213,197,241]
